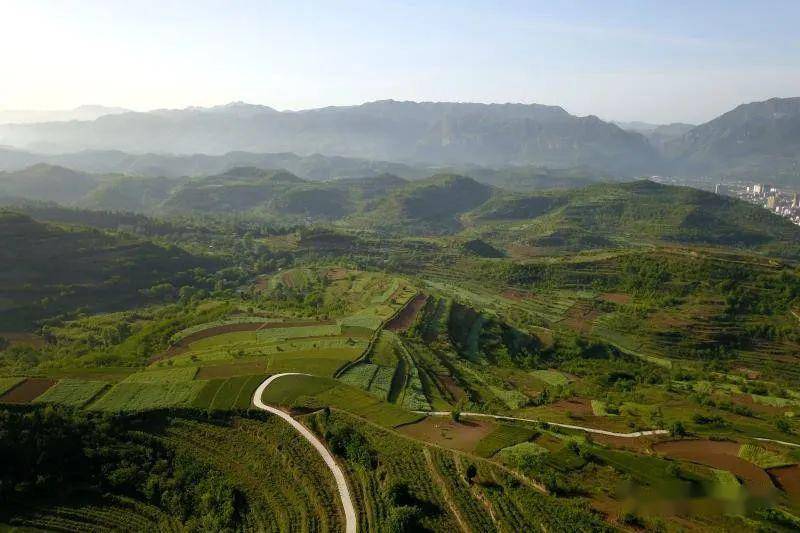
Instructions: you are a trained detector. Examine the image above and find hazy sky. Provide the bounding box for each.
[1,0,799,124]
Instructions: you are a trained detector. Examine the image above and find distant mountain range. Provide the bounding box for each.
[0,105,129,125]
[0,101,658,175]
[0,97,799,181]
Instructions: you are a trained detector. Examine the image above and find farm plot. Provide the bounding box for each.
[88,381,205,411]
[155,324,367,376]
[33,379,109,407]
[260,374,421,427]
[529,369,571,387]
[0,376,24,395]
[474,423,539,458]
[653,440,774,493]
[191,375,265,410]
[122,367,198,383]
[0,378,55,403]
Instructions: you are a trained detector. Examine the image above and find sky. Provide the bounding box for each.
[1,0,799,124]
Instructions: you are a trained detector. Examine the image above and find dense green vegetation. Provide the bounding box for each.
[3,173,800,531]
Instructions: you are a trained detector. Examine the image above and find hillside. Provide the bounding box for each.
[0,100,659,174]
[349,174,494,234]
[0,164,100,204]
[0,211,211,328]
[0,147,425,181]
[467,180,800,251]
[667,97,800,180]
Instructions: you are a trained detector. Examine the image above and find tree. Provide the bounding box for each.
[776,418,792,434]
[669,421,687,437]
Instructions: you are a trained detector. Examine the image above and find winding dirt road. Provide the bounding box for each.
[415,411,670,438]
[252,373,357,533]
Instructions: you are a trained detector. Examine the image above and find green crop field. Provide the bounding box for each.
[260,374,421,427]
[33,379,108,407]
[89,381,206,411]
[738,443,792,468]
[474,423,538,458]
[123,366,198,383]
[529,369,571,386]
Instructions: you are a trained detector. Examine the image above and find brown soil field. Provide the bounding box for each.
[324,267,349,281]
[253,275,271,291]
[548,398,593,417]
[600,293,631,305]
[562,304,600,333]
[385,294,427,331]
[501,289,533,301]
[730,393,785,416]
[767,464,800,502]
[505,244,546,259]
[196,361,267,379]
[0,331,46,349]
[0,378,56,403]
[438,375,466,401]
[653,440,774,493]
[734,366,761,380]
[591,433,653,453]
[400,416,495,452]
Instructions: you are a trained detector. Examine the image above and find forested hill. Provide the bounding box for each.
[0,211,215,328]
[465,180,800,252]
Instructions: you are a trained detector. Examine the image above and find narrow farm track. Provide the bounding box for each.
[415,411,670,438]
[252,373,357,533]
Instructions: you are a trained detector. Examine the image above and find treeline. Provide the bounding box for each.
[0,407,247,531]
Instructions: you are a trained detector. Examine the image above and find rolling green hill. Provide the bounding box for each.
[467,180,800,251]
[348,174,493,234]
[0,211,212,328]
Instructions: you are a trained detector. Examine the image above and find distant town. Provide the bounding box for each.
[651,175,800,226]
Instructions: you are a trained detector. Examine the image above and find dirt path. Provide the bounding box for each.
[415,411,669,438]
[252,373,357,533]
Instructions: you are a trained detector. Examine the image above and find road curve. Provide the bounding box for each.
[252,373,357,533]
[415,411,669,438]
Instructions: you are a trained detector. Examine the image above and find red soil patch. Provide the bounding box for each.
[325,268,349,281]
[0,378,56,404]
[386,294,427,331]
[734,367,761,380]
[0,331,46,349]
[653,440,774,493]
[730,393,785,416]
[548,398,593,417]
[562,303,600,333]
[438,375,466,401]
[501,289,533,301]
[600,293,631,305]
[399,416,495,452]
[253,275,271,291]
[768,464,800,502]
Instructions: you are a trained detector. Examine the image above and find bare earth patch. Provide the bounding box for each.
[767,464,800,502]
[653,439,774,494]
[399,416,495,452]
[600,293,631,305]
[0,378,56,404]
[385,294,427,331]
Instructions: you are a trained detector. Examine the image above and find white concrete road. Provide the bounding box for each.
[415,411,670,438]
[252,373,357,533]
